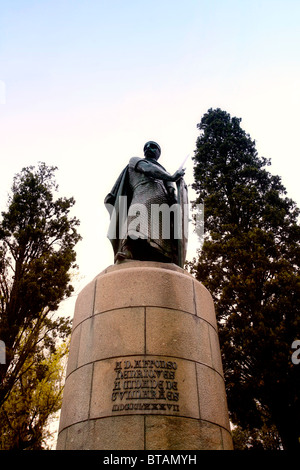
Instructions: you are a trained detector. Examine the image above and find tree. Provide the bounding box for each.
[191,108,300,450]
[0,340,69,450]
[232,419,282,451]
[0,163,81,415]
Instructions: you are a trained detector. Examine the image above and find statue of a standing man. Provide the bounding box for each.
[105,141,188,267]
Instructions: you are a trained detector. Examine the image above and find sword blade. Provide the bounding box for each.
[177,154,190,171]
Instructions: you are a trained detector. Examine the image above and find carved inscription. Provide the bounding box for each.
[111,358,180,413]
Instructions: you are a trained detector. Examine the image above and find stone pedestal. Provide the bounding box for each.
[56,261,233,450]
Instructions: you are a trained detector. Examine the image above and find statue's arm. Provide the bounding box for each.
[136,160,184,182]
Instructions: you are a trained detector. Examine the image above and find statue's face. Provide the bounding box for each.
[144,141,161,160]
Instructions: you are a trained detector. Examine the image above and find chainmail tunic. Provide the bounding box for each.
[124,157,175,259]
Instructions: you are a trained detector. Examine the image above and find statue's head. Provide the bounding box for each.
[144,141,161,160]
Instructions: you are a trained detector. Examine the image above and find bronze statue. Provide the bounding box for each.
[105,141,188,267]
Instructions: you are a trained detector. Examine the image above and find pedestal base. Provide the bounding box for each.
[56,261,233,450]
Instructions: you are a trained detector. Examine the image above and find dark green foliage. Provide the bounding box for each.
[0,162,81,410]
[191,108,300,449]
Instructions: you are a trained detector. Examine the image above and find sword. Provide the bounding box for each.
[175,154,189,268]
[177,154,190,172]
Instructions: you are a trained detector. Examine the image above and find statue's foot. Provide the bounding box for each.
[114,248,133,264]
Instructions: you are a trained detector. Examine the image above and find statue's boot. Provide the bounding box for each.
[114,245,133,264]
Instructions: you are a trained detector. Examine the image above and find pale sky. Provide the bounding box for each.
[1,0,300,312]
